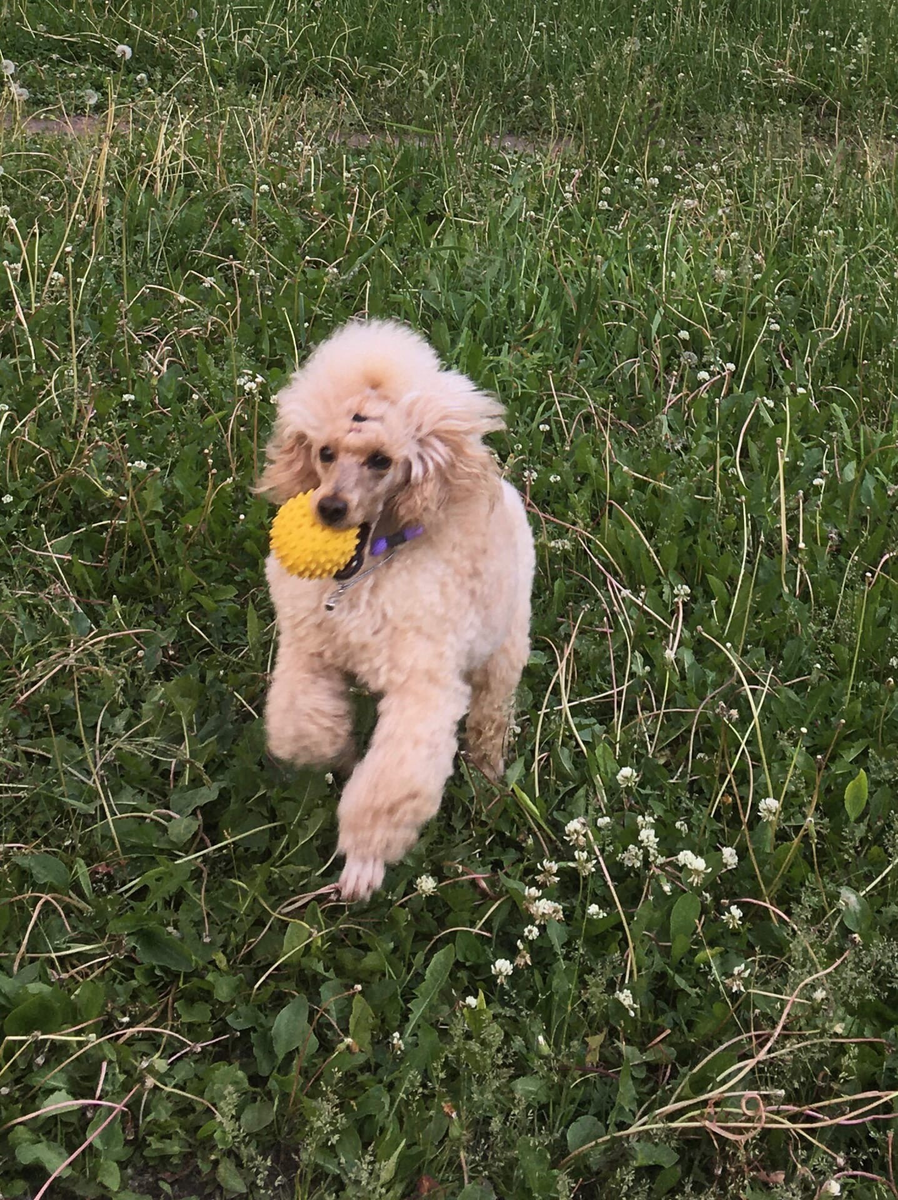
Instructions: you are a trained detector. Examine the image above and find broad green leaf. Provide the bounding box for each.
[404,944,455,1037]
[844,769,868,821]
[131,927,194,973]
[13,852,69,891]
[75,979,105,1022]
[241,1099,275,1133]
[96,1159,121,1191]
[632,1141,679,1168]
[566,1115,603,1154]
[16,1141,70,1174]
[349,992,375,1055]
[670,892,701,964]
[4,991,69,1036]
[839,887,872,933]
[271,995,310,1063]
[216,1157,248,1194]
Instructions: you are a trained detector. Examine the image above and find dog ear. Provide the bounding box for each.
[391,388,503,526]
[255,421,317,502]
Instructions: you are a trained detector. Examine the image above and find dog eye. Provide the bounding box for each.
[366,452,392,471]
[319,446,336,463]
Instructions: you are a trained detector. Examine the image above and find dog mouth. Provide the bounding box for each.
[332,523,371,581]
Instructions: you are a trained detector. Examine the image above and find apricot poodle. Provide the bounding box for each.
[259,320,534,900]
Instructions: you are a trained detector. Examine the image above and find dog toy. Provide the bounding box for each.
[270,491,361,579]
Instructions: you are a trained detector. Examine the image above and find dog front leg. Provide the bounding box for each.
[337,675,471,901]
[265,644,354,770]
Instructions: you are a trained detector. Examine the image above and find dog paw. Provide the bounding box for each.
[339,855,385,902]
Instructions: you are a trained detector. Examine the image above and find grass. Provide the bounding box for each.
[2,1,898,1197]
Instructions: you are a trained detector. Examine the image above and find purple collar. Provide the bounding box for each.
[370,525,424,557]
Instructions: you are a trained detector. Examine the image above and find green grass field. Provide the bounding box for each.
[2,1,898,1197]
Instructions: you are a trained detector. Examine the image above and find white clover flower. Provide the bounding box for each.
[491,957,514,980]
[136,72,148,86]
[676,850,709,886]
[523,925,540,940]
[677,329,690,341]
[675,818,689,835]
[122,392,135,402]
[673,583,691,601]
[721,846,738,870]
[769,321,781,331]
[820,1182,841,1197]
[415,874,438,896]
[637,829,660,863]
[538,422,550,431]
[587,904,607,918]
[564,817,588,847]
[391,1031,404,1052]
[528,897,563,924]
[548,473,561,483]
[2,59,16,75]
[85,89,99,106]
[115,44,133,60]
[573,849,595,876]
[725,361,736,372]
[812,987,827,1003]
[616,766,638,788]
[537,860,559,885]
[129,460,148,470]
[618,844,643,870]
[12,83,29,101]
[796,385,807,394]
[614,988,637,1017]
[594,815,611,829]
[522,467,538,482]
[2,494,13,504]
[813,476,825,486]
[722,905,743,930]
[758,797,780,823]
[464,995,478,1008]
[726,963,750,994]
[696,369,710,382]
[524,885,542,901]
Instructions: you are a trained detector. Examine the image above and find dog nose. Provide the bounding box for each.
[317,495,348,526]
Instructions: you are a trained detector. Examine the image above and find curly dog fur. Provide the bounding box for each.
[259,320,535,900]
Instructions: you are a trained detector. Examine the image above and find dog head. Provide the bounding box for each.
[257,320,503,531]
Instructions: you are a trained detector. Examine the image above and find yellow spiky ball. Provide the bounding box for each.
[270,491,360,580]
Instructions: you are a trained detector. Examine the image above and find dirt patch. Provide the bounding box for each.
[4,111,571,157]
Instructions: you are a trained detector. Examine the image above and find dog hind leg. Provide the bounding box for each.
[465,626,530,781]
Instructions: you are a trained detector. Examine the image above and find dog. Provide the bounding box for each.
[258,320,535,900]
